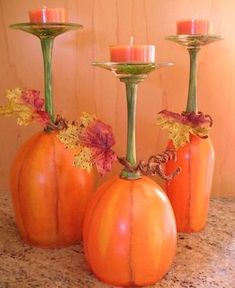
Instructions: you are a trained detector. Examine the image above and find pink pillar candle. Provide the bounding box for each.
[177,19,210,35]
[110,44,155,63]
[29,7,68,23]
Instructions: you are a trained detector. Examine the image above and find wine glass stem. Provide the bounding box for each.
[41,37,55,122]
[125,81,137,166]
[186,47,200,113]
[120,77,143,179]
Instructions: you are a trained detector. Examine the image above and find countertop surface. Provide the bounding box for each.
[0,193,234,288]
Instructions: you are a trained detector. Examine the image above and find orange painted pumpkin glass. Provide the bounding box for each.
[83,176,177,287]
[166,135,215,232]
[10,131,94,248]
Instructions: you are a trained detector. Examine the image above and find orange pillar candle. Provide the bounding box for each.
[110,38,155,63]
[29,6,68,23]
[177,19,210,35]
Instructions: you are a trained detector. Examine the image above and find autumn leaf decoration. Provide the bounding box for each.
[0,88,117,175]
[58,113,118,175]
[156,110,213,149]
[0,88,51,127]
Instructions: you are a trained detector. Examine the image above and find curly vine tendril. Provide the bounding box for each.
[118,149,181,181]
[46,114,68,131]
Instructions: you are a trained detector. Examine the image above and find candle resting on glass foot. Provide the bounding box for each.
[10,22,83,122]
[8,21,95,249]
[93,62,173,179]
[166,34,222,113]
[161,34,222,232]
[82,61,177,287]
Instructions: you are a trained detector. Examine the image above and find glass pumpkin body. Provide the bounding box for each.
[10,131,94,248]
[166,135,215,232]
[83,176,177,287]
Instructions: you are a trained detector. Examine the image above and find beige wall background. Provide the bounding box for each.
[0,0,234,197]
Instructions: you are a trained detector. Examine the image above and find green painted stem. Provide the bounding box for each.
[120,77,143,180]
[186,47,200,113]
[125,81,137,166]
[41,37,55,122]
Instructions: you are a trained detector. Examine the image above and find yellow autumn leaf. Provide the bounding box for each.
[167,122,191,149]
[80,112,96,127]
[156,115,210,149]
[0,88,23,116]
[190,126,209,138]
[0,89,34,126]
[16,106,34,126]
[58,124,81,149]
[74,147,93,171]
[5,88,22,102]
[0,106,14,116]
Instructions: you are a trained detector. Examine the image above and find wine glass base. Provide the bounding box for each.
[10,22,83,38]
[166,34,223,48]
[92,62,173,78]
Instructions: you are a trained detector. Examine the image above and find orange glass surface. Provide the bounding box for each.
[10,131,94,248]
[166,135,215,232]
[0,1,234,199]
[83,176,176,286]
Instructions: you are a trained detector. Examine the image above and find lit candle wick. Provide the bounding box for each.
[42,5,47,22]
[130,36,134,46]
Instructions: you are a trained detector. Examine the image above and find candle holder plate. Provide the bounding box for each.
[10,22,83,38]
[166,34,223,48]
[92,62,173,78]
